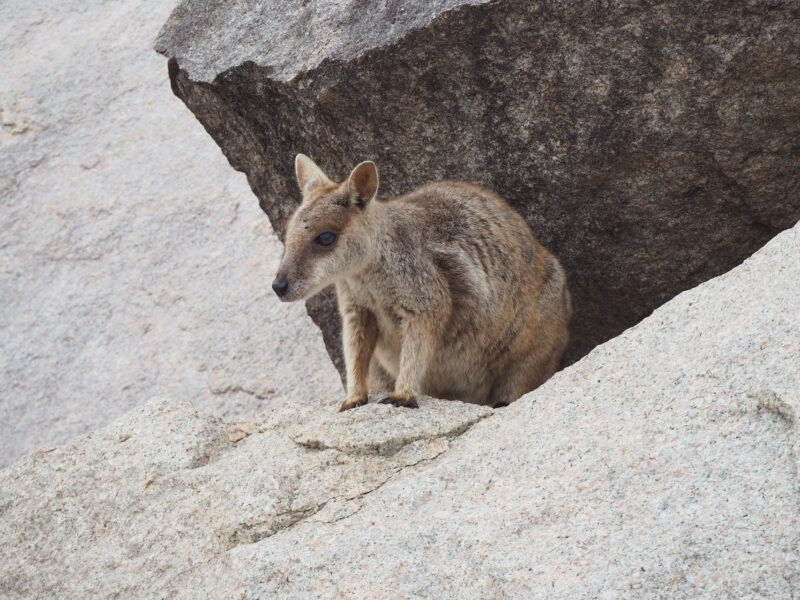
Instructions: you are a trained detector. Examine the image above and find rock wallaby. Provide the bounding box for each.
[273,155,572,411]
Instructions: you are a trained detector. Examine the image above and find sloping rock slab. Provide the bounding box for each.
[0,0,341,469]
[0,395,490,598]
[156,0,800,374]
[1,223,798,597]
[230,225,800,598]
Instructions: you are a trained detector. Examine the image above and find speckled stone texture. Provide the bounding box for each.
[156,0,800,376]
[2,223,798,598]
[0,0,341,467]
[0,395,492,597]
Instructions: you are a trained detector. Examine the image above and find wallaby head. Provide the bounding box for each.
[272,154,379,301]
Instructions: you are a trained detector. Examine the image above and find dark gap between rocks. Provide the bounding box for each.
[155,0,800,383]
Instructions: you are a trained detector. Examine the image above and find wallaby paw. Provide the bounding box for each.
[339,395,368,412]
[378,392,419,409]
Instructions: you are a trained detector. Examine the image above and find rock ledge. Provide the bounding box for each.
[2,223,798,598]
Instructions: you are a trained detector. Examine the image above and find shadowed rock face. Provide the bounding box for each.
[156,0,800,377]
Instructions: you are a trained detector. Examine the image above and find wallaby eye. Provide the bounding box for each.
[314,231,337,247]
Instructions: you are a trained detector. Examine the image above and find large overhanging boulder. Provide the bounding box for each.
[2,222,798,597]
[155,0,800,377]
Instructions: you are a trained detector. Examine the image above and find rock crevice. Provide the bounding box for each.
[156,0,800,376]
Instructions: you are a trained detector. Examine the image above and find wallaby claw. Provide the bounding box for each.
[378,394,419,409]
[339,395,368,412]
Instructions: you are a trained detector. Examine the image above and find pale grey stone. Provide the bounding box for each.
[0,395,491,598]
[234,223,800,599]
[0,0,341,468]
[1,223,797,598]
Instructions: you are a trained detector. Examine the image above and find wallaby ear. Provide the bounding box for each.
[295,154,332,193]
[347,161,379,208]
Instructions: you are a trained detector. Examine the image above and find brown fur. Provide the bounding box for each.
[274,155,572,411]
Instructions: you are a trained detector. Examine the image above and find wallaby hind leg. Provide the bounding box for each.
[489,342,565,408]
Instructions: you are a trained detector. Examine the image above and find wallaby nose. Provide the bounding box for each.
[272,278,289,297]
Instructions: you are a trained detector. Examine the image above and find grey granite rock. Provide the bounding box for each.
[0,395,491,598]
[156,0,800,376]
[241,222,797,599]
[2,223,797,598]
[0,0,341,467]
